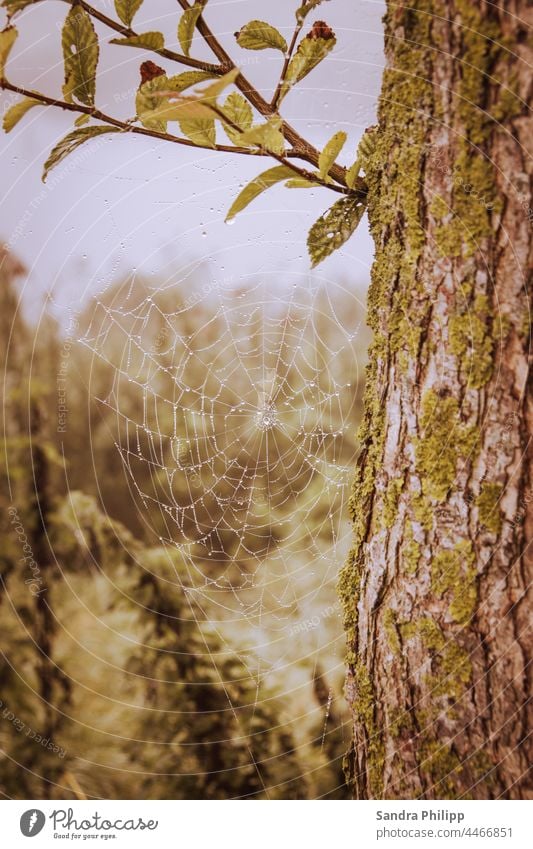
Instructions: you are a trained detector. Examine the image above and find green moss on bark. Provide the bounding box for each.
[431,540,477,624]
[402,520,421,575]
[476,482,503,533]
[449,295,494,388]
[382,475,404,529]
[492,73,523,123]
[430,2,505,260]
[400,616,473,699]
[353,661,385,798]
[339,1,436,648]
[419,740,464,799]
[383,608,401,655]
[415,391,478,502]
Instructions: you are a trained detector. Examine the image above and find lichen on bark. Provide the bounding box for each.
[341,0,532,800]
[415,391,478,502]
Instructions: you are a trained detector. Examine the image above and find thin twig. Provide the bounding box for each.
[213,108,344,191]
[143,89,348,194]
[271,16,304,110]
[0,80,292,159]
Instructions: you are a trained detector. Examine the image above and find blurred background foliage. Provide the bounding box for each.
[0,246,368,799]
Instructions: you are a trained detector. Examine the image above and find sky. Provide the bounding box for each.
[0,0,386,325]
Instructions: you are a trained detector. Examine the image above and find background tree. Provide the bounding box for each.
[0,249,356,799]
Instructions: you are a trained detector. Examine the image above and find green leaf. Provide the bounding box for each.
[142,96,215,127]
[167,70,217,92]
[295,0,329,23]
[345,158,360,190]
[2,95,40,132]
[236,20,287,53]
[178,117,215,148]
[0,26,17,77]
[110,32,164,50]
[318,130,346,181]
[239,117,285,155]
[226,165,295,221]
[345,128,378,188]
[114,0,144,28]
[307,196,366,267]
[196,67,239,102]
[357,126,378,167]
[285,176,319,188]
[136,70,219,131]
[178,1,206,57]
[136,74,171,131]
[0,1,38,14]
[281,33,335,100]
[61,6,99,106]
[221,92,252,144]
[42,125,120,183]
[74,113,90,127]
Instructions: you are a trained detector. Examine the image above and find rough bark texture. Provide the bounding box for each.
[339,0,532,799]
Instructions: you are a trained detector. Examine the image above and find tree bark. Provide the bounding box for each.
[340,0,532,799]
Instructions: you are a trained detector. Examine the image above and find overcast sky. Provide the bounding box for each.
[1,0,385,325]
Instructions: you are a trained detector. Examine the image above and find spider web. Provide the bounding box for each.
[81,271,366,672]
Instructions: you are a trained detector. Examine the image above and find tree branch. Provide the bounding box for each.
[1,79,349,195]
[2,0,367,196]
[0,79,293,159]
[157,90,349,194]
[175,0,362,191]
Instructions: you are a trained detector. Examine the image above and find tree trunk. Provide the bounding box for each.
[340,0,532,799]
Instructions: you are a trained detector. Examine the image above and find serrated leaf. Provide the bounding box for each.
[178,117,215,148]
[137,69,222,132]
[357,126,378,167]
[345,158,360,189]
[226,165,295,221]
[0,26,17,77]
[307,196,366,267]
[114,0,143,28]
[236,20,287,53]
[42,125,120,183]
[318,130,346,181]
[178,1,206,57]
[221,92,252,144]
[239,117,285,155]
[295,0,329,23]
[3,96,40,132]
[62,6,99,106]
[344,129,377,188]
[136,74,171,131]
[110,32,164,50]
[281,34,335,101]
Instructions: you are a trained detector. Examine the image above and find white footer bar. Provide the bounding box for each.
[3,799,530,848]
